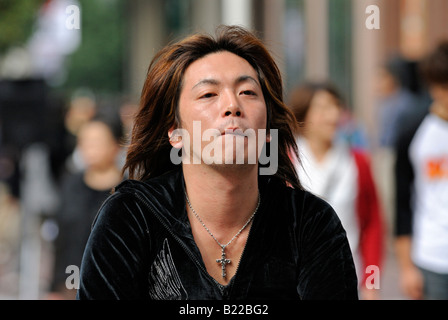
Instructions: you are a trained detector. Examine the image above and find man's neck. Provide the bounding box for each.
[182,164,260,234]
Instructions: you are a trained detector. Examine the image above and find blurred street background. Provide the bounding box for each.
[1,0,447,300]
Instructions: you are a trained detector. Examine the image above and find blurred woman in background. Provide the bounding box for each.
[289,82,384,300]
[49,114,123,299]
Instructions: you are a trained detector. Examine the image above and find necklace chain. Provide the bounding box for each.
[185,190,260,278]
[185,191,260,250]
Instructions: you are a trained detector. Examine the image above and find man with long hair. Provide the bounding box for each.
[77,25,358,300]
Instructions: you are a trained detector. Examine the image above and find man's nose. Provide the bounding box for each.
[222,91,242,117]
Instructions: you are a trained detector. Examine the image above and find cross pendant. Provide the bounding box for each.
[216,248,231,278]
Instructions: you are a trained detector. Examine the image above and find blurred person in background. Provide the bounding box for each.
[394,41,448,300]
[62,92,97,174]
[118,98,139,173]
[289,82,384,300]
[375,56,417,149]
[48,114,123,299]
[373,56,419,248]
[0,115,21,297]
[0,151,21,297]
[119,98,139,139]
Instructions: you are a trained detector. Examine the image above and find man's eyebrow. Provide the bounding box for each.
[192,78,220,90]
[235,75,260,87]
[192,75,260,90]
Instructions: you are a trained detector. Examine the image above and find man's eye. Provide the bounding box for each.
[241,90,256,96]
[200,93,216,99]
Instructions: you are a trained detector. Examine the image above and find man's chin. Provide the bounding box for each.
[206,162,258,174]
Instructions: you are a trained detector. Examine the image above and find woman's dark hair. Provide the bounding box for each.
[123,25,302,189]
[87,112,124,144]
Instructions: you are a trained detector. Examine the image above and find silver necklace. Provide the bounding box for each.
[185,191,260,278]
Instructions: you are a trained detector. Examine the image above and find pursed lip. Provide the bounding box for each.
[221,127,246,136]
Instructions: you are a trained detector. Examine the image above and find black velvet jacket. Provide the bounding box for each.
[77,168,358,300]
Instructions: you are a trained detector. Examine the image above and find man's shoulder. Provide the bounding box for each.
[114,168,182,195]
[284,182,333,209]
[269,178,336,222]
[101,168,184,225]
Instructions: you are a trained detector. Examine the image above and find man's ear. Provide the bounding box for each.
[168,125,183,149]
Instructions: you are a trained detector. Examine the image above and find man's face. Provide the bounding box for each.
[173,51,268,167]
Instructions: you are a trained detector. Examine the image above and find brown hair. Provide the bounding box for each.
[123,25,302,189]
[420,40,448,85]
[288,81,344,133]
